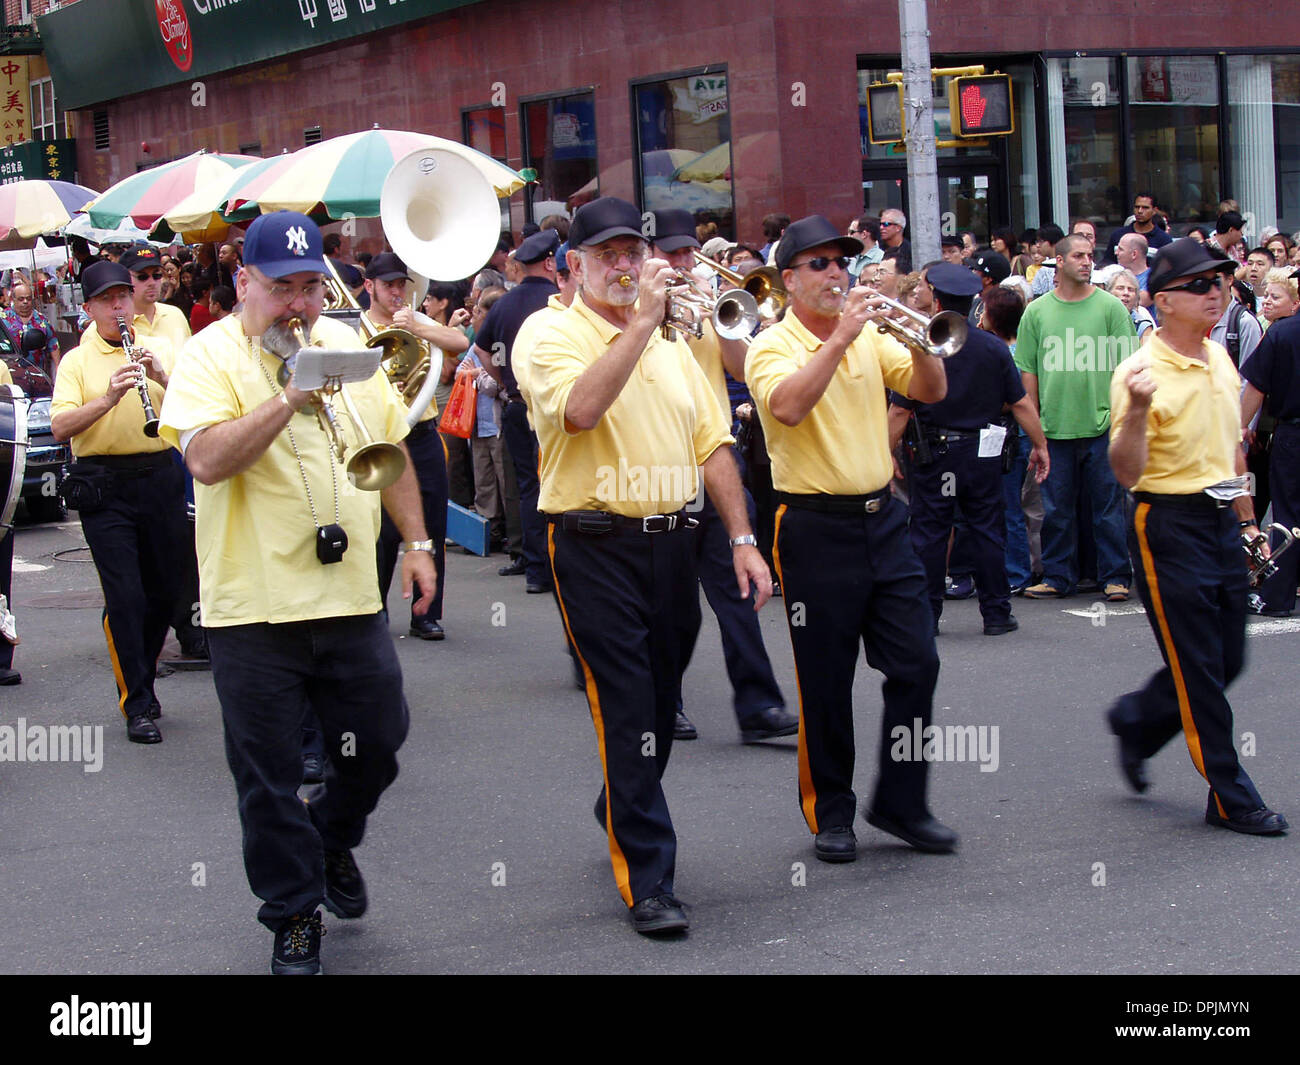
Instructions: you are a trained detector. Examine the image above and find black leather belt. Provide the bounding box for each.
[923,426,977,442]
[1133,491,1233,511]
[546,509,697,535]
[776,488,891,514]
[76,452,173,475]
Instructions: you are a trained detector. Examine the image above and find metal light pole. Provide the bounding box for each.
[899,0,941,266]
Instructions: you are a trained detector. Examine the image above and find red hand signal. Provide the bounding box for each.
[961,84,988,129]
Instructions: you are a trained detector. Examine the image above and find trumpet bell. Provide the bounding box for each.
[347,440,407,492]
[380,148,502,282]
[713,288,759,340]
[927,311,969,358]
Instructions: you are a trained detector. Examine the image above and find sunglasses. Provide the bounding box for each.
[1162,275,1222,295]
[792,256,851,272]
[134,271,165,281]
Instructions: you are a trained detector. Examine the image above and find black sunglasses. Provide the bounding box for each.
[792,256,851,272]
[134,271,165,281]
[1162,275,1222,295]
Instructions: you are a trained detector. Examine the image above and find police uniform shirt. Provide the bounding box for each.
[52,329,174,457]
[529,292,732,517]
[157,313,410,628]
[686,317,733,420]
[475,276,559,396]
[1241,312,1300,420]
[893,327,1024,430]
[512,294,568,429]
[359,310,437,424]
[746,309,915,495]
[1108,331,1241,495]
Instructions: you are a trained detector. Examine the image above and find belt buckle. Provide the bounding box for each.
[864,497,883,514]
[641,514,676,533]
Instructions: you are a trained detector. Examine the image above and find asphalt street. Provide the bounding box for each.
[1,511,1296,975]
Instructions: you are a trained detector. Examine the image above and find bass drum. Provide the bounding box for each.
[0,385,30,540]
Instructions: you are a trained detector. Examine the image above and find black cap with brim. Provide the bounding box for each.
[774,215,863,272]
[1147,237,1237,295]
[652,209,699,252]
[81,261,134,301]
[570,197,644,248]
[365,252,410,282]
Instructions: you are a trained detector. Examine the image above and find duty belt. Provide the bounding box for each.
[546,509,698,535]
[775,488,891,514]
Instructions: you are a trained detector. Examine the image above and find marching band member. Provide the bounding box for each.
[158,212,437,974]
[746,215,957,864]
[51,261,186,744]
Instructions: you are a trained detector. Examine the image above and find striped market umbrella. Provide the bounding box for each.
[82,150,261,231]
[224,128,528,223]
[0,179,100,249]
[151,152,293,243]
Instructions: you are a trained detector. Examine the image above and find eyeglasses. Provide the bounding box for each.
[586,246,647,268]
[791,256,851,272]
[134,271,165,281]
[249,271,324,302]
[879,221,898,229]
[1162,275,1221,295]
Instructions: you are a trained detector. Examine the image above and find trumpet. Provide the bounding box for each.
[692,250,788,319]
[831,288,968,359]
[1243,523,1300,587]
[261,317,407,492]
[115,316,161,438]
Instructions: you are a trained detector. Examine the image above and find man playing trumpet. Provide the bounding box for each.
[158,211,437,974]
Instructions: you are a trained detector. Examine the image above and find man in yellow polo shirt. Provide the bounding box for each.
[1108,238,1286,835]
[51,261,187,745]
[117,245,192,353]
[530,197,770,936]
[746,214,955,864]
[158,211,438,974]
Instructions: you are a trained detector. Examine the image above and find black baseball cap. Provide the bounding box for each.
[774,215,863,272]
[651,209,699,252]
[119,245,162,273]
[926,262,982,298]
[365,252,410,282]
[972,250,1011,284]
[81,261,134,301]
[570,197,644,247]
[515,228,560,264]
[1146,237,1237,296]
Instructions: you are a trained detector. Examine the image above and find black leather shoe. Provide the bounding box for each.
[814,826,857,863]
[301,753,325,785]
[740,706,799,743]
[271,910,325,975]
[525,580,553,594]
[630,894,690,935]
[409,617,445,640]
[1106,705,1148,793]
[127,713,161,744]
[983,616,1020,636]
[0,667,22,685]
[322,848,368,918]
[498,557,525,576]
[1206,806,1288,835]
[673,709,698,740]
[864,809,958,853]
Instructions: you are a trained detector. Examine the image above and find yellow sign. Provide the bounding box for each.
[0,57,30,148]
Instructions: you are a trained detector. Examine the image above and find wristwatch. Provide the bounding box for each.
[729,534,758,549]
[401,539,435,553]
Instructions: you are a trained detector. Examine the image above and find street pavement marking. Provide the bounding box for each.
[1062,603,1300,636]
[14,558,50,573]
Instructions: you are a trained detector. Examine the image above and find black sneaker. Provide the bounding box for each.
[322,849,368,918]
[271,910,325,975]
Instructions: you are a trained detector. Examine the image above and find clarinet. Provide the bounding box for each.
[116,316,161,438]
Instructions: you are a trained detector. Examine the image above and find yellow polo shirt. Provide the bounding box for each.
[134,302,192,354]
[360,311,437,423]
[746,309,914,495]
[513,294,568,429]
[51,329,174,457]
[158,313,410,628]
[529,292,732,516]
[1109,331,1241,494]
[686,318,732,422]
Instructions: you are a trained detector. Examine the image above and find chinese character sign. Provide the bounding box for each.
[0,57,28,148]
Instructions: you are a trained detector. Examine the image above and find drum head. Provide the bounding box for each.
[0,384,29,537]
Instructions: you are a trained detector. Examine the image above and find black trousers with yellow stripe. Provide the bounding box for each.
[1113,498,1265,818]
[773,497,941,833]
[78,457,188,723]
[548,522,700,908]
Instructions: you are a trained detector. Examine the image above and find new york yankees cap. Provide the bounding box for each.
[242,210,327,279]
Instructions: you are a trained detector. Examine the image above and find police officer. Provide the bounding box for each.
[529,198,769,935]
[50,261,188,743]
[1108,238,1286,835]
[473,228,561,594]
[746,215,955,864]
[650,209,794,743]
[1240,266,1300,617]
[891,263,1050,634]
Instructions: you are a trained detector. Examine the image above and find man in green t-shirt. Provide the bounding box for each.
[1015,234,1138,600]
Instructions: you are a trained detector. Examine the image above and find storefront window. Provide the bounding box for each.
[521,93,597,223]
[1227,55,1300,240]
[1053,58,1122,236]
[1127,56,1219,223]
[633,70,734,238]
[462,105,507,164]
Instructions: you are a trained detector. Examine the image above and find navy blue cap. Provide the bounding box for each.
[555,241,571,272]
[775,216,863,271]
[365,252,409,281]
[570,197,644,248]
[926,262,982,297]
[81,261,134,301]
[1147,237,1237,296]
[516,228,560,264]
[242,210,326,279]
[652,209,699,252]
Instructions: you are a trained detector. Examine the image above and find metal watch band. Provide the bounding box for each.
[729,534,758,548]
[402,539,435,553]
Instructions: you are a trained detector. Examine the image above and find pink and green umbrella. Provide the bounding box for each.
[82,150,261,230]
[0,179,100,249]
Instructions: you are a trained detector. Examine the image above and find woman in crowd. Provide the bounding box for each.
[990,226,1019,263]
[1265,232,1293,267]
[1011,229,1038,277]
[1259,267,1298,329]
[1106,270,1156,341]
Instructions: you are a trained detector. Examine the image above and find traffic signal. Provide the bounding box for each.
[948,74,1014,138]
[866,82,906,144]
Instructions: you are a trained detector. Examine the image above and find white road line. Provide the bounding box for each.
[1062,603,1300,636]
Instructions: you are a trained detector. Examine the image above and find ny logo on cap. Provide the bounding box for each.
[286,226,309,255]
